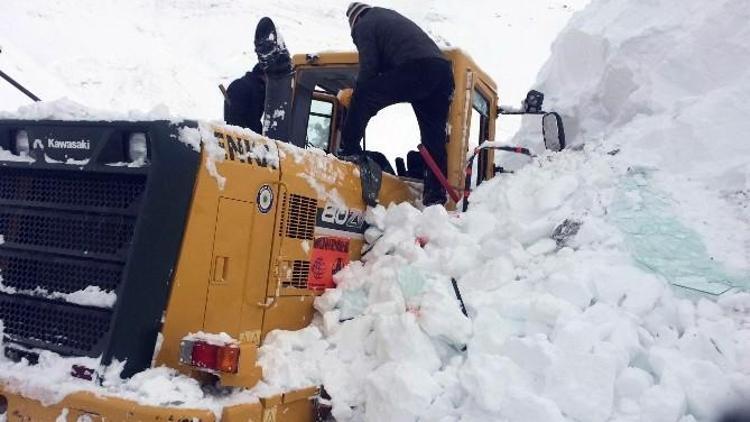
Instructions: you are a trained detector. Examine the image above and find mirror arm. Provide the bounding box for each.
[497,107,546,116]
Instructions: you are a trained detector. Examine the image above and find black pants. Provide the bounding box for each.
[341,57,454,204]
[224,72,266,134]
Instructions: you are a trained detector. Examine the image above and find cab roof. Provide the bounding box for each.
[292,48,497,92]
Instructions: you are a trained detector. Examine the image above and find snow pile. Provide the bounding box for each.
[515,0,750,280]
[259,147,750,422]
[536,0,750,179]
[255,1,750,420]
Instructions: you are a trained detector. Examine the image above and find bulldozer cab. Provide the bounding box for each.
[283,49,501,206]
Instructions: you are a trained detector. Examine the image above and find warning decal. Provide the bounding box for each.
[307,236,350,291]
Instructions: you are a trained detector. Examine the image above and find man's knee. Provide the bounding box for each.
[350,83,381,112]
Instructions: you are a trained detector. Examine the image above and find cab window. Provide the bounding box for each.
[306,98,334,151]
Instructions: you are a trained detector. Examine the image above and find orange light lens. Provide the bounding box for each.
[216,346,240,373]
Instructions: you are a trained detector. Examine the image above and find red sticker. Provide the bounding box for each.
[308,237,350,291]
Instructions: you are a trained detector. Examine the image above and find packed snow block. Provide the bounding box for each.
[364,362,440,422]
[677,317,737,369]
[459,353,532,413]
[0,120,200,378]
[500,388,566,422]
[461,255,516,291]
[639,383,687,422]
[416,278,472,347]
[544,350,617,422]
[615,367,654,401]
[648,347,739,421]
[501,335,555,387]
[373,313,441,372]
[543,272,594,310]
[467,309,517,353]
[536,174,579,212]
[328,316,374,363]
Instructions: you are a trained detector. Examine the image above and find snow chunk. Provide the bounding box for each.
[544,350,617,422]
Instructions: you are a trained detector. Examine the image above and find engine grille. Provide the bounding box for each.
[0,167,144,356]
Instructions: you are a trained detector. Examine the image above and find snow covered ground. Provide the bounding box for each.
[2,0,750,421]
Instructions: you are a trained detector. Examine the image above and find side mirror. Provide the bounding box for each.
[542,112,566,152]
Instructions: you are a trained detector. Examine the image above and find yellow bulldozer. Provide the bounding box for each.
[0,18,564,421]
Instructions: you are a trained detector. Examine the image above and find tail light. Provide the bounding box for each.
[179,335,240,374]
[191,342,219,369]
[217,346,240,373]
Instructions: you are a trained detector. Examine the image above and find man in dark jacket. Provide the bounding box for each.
[341,3,454,207]
[224,63,266,134]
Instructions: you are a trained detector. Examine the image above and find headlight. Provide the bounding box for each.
[15,130,30,157]
[127,132,148,164]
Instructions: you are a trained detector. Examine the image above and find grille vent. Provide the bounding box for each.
[278,193,317,240]
[280,260,311,289]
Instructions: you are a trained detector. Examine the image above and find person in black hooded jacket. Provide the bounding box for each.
[340,3,454,207]
[224,63,266,134]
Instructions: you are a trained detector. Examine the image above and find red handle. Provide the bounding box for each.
[418,144,461,203]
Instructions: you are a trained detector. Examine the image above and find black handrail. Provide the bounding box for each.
[0,68,41,102]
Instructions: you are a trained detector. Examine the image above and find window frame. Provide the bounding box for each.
[305,92,337,152]
[468,88,491,187]
[291,67,357,151]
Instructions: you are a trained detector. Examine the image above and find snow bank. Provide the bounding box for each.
[255,1,750,421]
[516,0,750,280]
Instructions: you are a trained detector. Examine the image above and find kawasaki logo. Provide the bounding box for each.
[47,139,91,150]
[32,138,92,150]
